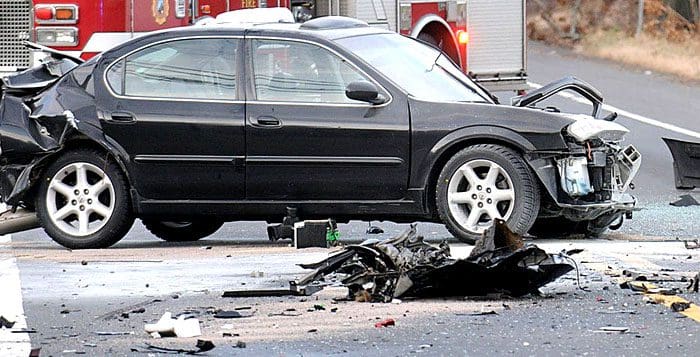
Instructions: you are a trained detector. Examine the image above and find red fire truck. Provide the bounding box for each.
[0,0,526,91]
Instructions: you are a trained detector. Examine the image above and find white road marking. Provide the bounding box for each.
[528,82,700,140]
[0,256,31,356]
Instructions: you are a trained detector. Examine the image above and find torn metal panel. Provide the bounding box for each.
[663,137,700,189]
[296,221,574,302]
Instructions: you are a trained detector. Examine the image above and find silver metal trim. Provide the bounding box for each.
[103,35,244,102]
[34,4,79,25]
[246,35,393,108]
[247,156,405,165]
[134,154,243,163]
[35,26,79,47]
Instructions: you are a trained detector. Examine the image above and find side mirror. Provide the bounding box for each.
[345,81,386,105]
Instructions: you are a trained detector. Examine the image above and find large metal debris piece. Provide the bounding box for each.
[663,137,700,189]
[296,220,575,302]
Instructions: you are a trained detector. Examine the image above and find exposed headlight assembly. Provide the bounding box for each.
[567,119,629,142]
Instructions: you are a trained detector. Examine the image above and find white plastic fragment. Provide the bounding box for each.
[144,312,201,338]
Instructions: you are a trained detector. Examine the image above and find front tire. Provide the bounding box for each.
[36,149,134,249]
[143,219,224,242]
[436,144,540,244]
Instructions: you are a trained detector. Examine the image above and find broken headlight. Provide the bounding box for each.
[559,119,641,201]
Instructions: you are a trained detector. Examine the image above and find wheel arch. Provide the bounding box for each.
[422,127,537,217]
[28,135,138,211]
[410,15,462,67]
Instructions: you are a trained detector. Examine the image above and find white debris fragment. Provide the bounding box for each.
[144,312,201,338]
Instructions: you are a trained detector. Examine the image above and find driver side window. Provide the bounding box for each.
[251,39,368,104]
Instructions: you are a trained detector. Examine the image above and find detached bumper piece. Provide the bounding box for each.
[663,137,700,189]
[295,220,575,302]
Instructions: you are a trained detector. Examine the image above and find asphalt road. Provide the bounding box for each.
[1,41,699,356]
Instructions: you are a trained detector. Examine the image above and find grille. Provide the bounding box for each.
[0,0,32,71]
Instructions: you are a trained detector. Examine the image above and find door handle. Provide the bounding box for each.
[110,112,135,123]
[255,116,280,126]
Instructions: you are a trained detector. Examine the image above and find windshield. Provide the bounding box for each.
[336,33,491,103]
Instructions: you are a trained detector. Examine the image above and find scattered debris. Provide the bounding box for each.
[671,302,691,312]
[29,348,41,357]
[597,326,630,333]
[295,220,575,301]
[268,310,303,317]
[80,260,88,266]
[95,331,134,336]
[222,281,322,298]
[684,240,700,250]
[267,207,299,241]
[97,299,162,320]
[670,194,700,207]
[0,316,16,328]
[689,273,699,292]
[144,312,201,338]
[455,310,499,316]
[233,341,247,348]
[598,310,637,315]
[308,328,318,333]
[11,328,36,333]
[366,223,384,234]
[132,339,215,355]
[213,310,252,319]
[294,220,328,248]
[374,318,395,328]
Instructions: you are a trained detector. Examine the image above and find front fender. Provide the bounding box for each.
[412,125,538,189]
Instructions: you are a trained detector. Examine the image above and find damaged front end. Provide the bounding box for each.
[0,43,88,211]
[296,221,575,302]
[515,77,642,231]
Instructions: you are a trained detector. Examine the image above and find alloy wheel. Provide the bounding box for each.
[46,162,115,237]
[446,159,515,234]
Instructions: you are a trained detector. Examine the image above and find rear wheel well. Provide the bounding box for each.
[27,140,128,207]
[425,139,526,218]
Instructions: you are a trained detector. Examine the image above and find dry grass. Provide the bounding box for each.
[579,31,700,81]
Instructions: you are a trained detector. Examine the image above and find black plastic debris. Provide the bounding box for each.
[0,316,16,328]
[132,339,215,355]
[670,194,700,207]
[663,137,700,189]
[213,310,252,319]
[671,302,691,312]
[366,222,384,234]
[295,220,575,302]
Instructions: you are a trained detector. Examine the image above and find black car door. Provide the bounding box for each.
[244,37,410,200]
[97,37,245,200]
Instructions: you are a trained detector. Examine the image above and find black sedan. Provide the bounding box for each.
[0,16,641,249]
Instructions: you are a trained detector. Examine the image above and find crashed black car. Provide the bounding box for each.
[0,17,641,249]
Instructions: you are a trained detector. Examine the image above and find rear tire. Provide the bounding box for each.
[436,144,540,244]
[36,149,134,249]
[143,219,224,242]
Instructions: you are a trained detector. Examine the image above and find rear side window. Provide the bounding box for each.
[106,38,238,100]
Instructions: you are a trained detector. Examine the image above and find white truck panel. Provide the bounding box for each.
[316,0,396,30]
[466,0,525,76]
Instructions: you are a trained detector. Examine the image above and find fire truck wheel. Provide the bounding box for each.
[36,149,134,249]
[142,219,224,242]
[436,144,540,244]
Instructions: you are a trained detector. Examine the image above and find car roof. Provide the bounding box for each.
[143,16,393,42]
